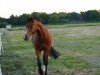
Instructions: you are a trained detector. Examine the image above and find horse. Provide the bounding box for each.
[23,17,60,75]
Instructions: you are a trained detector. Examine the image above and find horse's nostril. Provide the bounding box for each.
[23,35,28,41]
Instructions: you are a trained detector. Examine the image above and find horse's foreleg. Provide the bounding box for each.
[35,50,43,75]
[43,51,49,75]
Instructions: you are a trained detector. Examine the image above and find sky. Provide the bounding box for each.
[0,0,100,18]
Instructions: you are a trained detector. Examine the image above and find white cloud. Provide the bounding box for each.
[0,0,100,18]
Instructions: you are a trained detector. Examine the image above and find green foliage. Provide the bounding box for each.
[0,22,9,28]
[0,10,100,27]
[68,12,80,22]
[49,12,59,24]
[80,10,100,22]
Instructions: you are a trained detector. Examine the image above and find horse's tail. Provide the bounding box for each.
[50,47,60,59]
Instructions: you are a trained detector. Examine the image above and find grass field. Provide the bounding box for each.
[1,23,100,75]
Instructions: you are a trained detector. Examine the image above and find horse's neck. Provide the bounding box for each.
[37,23,47,39]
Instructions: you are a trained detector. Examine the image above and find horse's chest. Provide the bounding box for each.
[31,32,51,50]
[31,33,38,44]
[31,33,44,45]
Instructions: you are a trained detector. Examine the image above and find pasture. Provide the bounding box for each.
[1,23,100,75]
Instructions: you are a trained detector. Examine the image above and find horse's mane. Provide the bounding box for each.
[37,22,47,40]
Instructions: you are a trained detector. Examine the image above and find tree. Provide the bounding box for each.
[58,12,70,23]
[31,12,40,18]
[39,12,49,24]
[0,22,9,28]
[49,12,59,24]
[68,12,80,22]
[80,10,100,22]
[0,10,100,25]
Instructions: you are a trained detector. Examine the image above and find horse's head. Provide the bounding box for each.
[23,17,39,41]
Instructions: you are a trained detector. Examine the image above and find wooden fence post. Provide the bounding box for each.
[0,29,4,75]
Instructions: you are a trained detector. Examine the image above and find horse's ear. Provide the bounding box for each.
[27,17,34,23]
[30,17,34,20]
[29,17,34,21]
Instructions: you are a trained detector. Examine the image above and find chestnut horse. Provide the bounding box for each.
[23,18,60,75]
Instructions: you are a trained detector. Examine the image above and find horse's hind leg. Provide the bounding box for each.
[43,50,49,75]
[35,50,43,75]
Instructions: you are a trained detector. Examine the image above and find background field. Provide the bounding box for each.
[1,23,100,75]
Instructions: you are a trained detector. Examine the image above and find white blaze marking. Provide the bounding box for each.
[24,30,28,35]
[24,30,30,39]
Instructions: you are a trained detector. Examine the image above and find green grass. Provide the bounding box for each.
[1,23,100,75]
[46,22,100,28]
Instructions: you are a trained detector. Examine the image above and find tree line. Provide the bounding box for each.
[0,10,100,27]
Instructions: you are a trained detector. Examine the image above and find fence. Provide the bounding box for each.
[0,28,4,75]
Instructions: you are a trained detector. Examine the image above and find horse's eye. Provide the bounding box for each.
[30,26,33,28]
[26,26,27,28]
[26,25,28,28]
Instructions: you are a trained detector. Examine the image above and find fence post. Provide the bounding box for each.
[0,29,3,75]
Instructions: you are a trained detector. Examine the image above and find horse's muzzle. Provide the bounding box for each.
[23,34,29,41]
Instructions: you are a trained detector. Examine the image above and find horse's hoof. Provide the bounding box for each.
[45,72,47,75]
[38,69,43,75]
